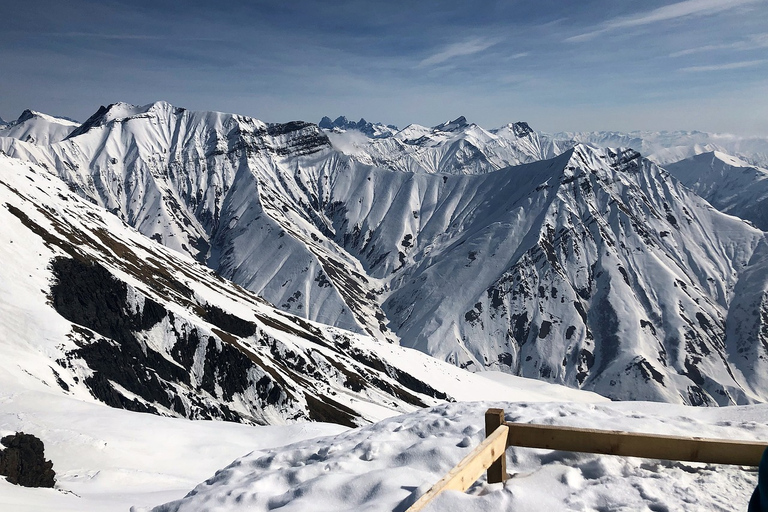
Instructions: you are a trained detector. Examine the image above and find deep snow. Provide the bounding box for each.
[149,400,768,512]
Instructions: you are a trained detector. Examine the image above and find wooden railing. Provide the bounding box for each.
[406,407,766,511]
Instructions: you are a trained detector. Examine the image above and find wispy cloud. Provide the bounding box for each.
[566,0,760,42]
[44,32,224,42]
[679,59,767,72]
[418,37,500,67]
[669,33,768,56]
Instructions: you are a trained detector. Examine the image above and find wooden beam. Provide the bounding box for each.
[506,422,766,466]
[485,408,507,484]
[406,424,509,512]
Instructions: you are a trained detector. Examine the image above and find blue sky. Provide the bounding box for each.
[2,0,767,135]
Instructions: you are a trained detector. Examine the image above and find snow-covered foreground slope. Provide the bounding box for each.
[0,353,606,511]
[0,387,346,512]
[149,400,768,512]
[3,359,763,512]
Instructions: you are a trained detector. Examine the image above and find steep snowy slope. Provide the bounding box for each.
[0,109,79,146]
[0,101,389,340]
[303,145,765,404]
[0,152,548,429]
[545,129,768,168]
[665,151,768,231]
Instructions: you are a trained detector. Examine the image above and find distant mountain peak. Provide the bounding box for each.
[511,121,533,137]
[433,116,469,132]
[9,109,79,127]
[318,115,398,138]
[17,109,38,124]
[65,101,193,139]
[0,108,80,145]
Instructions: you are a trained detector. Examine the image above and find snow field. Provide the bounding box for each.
[151,400,768,512]
[0,388,347,512]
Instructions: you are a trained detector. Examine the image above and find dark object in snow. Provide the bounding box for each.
[749,447,768,511]
[0,432,56,487]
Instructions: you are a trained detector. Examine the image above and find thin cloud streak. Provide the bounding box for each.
[418,37,500,67]
[45,32,225,42]
[680,59,767,72]
[566,0,760,42]
[669,33,768,56]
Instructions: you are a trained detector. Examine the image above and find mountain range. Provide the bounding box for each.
[2,149,556,428]
[2,101,768,411]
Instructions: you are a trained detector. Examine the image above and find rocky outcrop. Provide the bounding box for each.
[0,433,55,488]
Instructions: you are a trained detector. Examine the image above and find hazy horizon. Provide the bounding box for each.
[3,0,768,136]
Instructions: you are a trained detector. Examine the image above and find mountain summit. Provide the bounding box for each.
[0,108,79,145]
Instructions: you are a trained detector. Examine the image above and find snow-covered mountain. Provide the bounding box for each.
[319,115,398,138]
[365,145,765,405]
[1,101,387,340]
[4,101,768,407]
[1,152,553,428]
[325,116,563,174]
[665,151,768,231]
[544,129,768,168]
[0,109,79,146]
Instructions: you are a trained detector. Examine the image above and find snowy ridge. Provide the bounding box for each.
[328,116,560,175]
[365,145,766,404]
[0,102,377,337]
[318,116,398,139]
[0,109,79,146]
[665,151,768,230]
[544,129,768,168]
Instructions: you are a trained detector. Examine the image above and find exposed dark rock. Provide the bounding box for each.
[50,257,165,345]
[65,105,110,139]
[305,394,358,428]
[0,433,55,488]
[511,122,533,138]
[538,320,552,339]
[50,256,261,422]
[202,304,257,338]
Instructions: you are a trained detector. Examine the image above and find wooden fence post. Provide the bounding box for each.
[485,408,507,484]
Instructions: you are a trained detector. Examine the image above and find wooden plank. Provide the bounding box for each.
[506,422,766,466]
[485,408,507,483]
[406,424,509,512]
